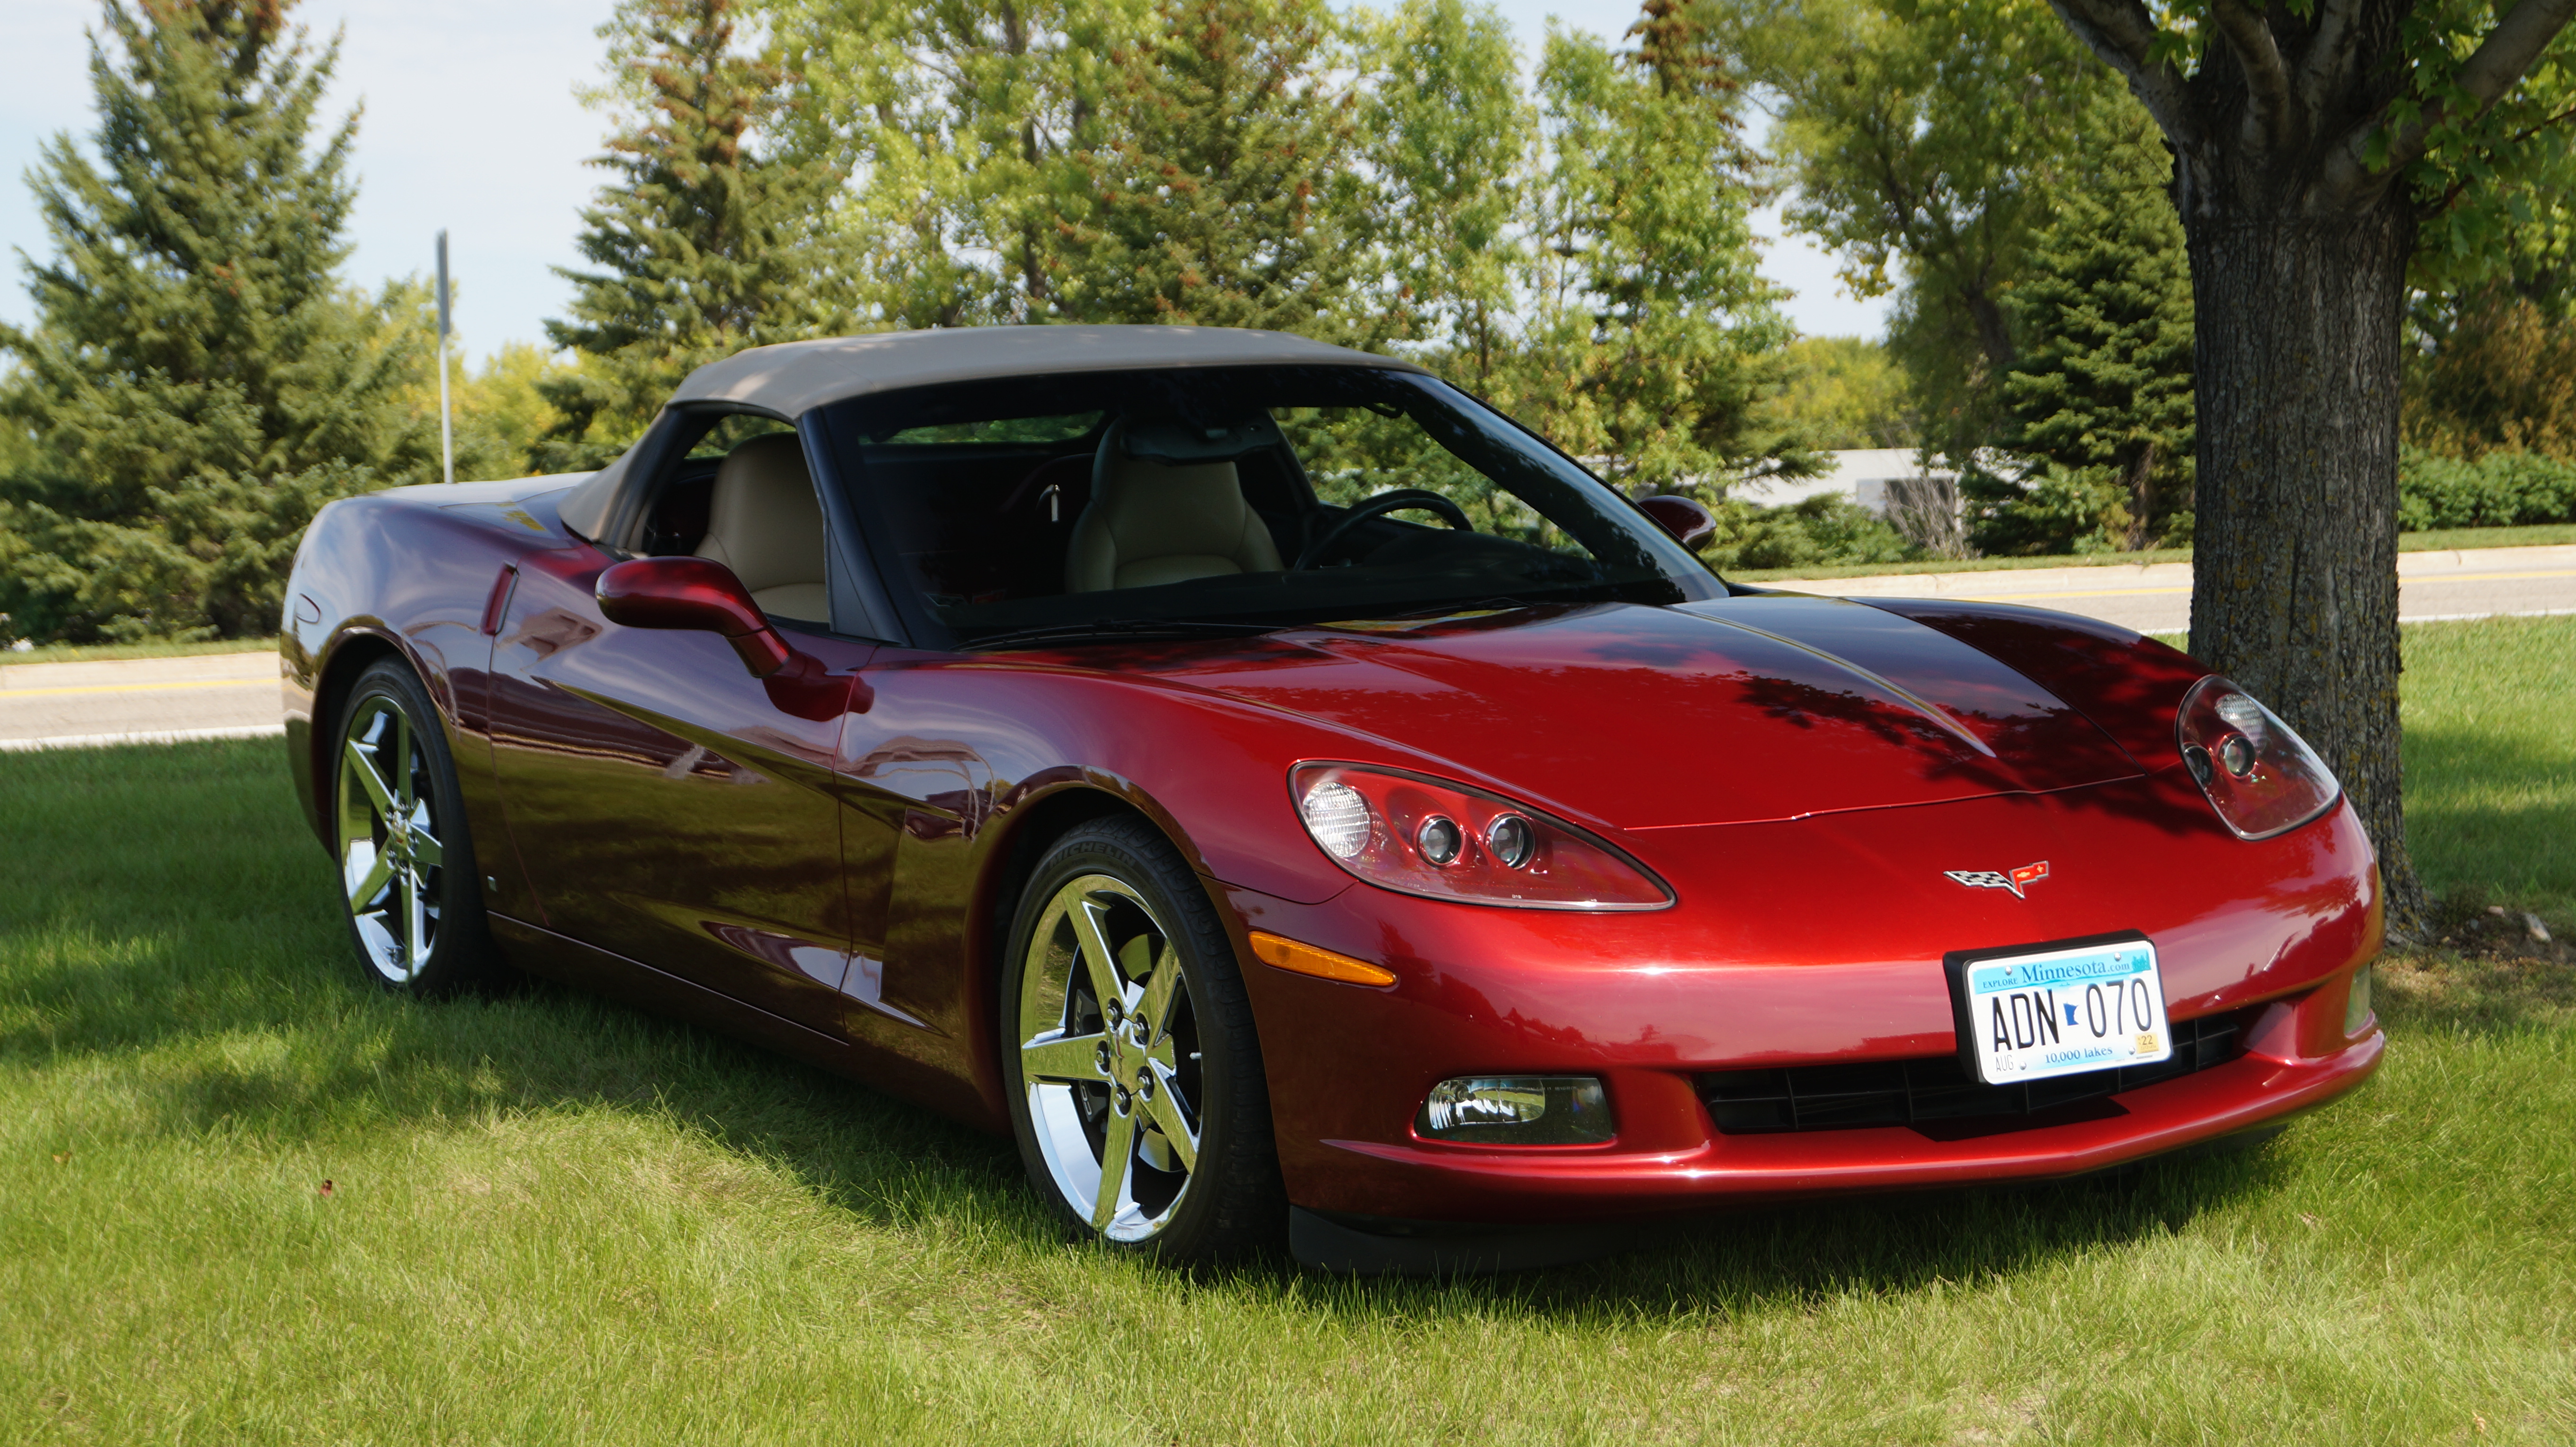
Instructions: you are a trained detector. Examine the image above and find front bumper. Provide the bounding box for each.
[1226,778,2385,1225]
[1305,1008,2378,1221]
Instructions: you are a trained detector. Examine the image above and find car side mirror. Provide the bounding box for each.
[596,556,797,678]
[1637,495,1717,551]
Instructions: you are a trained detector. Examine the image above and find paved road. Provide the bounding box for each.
[1767,543,2576,635]
[0,650,281,751]
[3,545,2570,751]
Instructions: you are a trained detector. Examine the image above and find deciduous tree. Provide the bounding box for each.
[772,0,1144,327]
[1353,0,1534,381]
[1712,0,2129,461]
[1497,13,1807,493]
[2043,0,2576,928]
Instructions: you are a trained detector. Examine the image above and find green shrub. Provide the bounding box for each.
[2398,448,2576,529]
[1960,462,2155,556]
[1703,493,1917,570]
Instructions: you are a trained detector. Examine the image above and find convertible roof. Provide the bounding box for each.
[676,325,1423,416]
[557,325,1426,541]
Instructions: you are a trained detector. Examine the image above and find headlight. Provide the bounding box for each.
[1289,764,1673,910]
[2175,676,2341,840]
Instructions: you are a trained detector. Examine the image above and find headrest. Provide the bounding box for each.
[701,433,822,596]
[1113,413,1286,466]
[715,432,811,498]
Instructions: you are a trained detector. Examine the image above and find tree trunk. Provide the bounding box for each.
[2185,200,2426,936]
[2121,440,2158,551]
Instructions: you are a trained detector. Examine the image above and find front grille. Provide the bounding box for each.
[1698,1009,2251,1135]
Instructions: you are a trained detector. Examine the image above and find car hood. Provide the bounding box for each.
[1135,594,2146,830]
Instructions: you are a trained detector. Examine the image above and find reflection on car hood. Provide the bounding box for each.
[1138,594,2145,830]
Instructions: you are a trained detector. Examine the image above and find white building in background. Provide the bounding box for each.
[1737,449,1959,516]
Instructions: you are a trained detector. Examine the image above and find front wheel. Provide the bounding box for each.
[1001,818,1282,1258]
[331,657,496,996]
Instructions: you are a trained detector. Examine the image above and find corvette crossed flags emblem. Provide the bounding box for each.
[1944,861,2051,899]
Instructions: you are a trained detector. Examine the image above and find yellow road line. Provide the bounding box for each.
[1925,568,2576,606]
[0,678,272,699]
[1960,585,2191,602]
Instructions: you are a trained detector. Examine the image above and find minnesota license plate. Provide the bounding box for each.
[1956,939,2171,1085]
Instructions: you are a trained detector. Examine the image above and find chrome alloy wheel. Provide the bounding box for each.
[1016,874,1205,1243]
[336,694,447,983]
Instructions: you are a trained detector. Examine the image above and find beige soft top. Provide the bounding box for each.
[557,325,1424,540]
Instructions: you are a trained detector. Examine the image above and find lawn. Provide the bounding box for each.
[3,619,2570,1444]
[2,637,286,664]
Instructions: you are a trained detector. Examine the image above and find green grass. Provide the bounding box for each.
[5,636,277,664]
[2400,521,2576,552]
[1731,520,2576,582]
[1730,546,2196,583]
[2403,616,2576,924]
[5,621,2574,1443]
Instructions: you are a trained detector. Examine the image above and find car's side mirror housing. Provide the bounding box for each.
[1637,495,1717,551]
[596,556,795,678]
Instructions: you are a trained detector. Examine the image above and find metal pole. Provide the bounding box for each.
[435,230,455,487]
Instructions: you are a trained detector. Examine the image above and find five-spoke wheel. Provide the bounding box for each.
[331,658,491,994]
[1003,819,1280,1257]
[1016,873,1204,1240]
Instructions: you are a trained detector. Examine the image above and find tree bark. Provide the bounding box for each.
[2121,439,2158,550]
[2185,198,2425,933]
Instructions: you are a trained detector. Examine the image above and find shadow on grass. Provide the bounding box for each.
[2374,951,2576,1042]
[0,740,2302,1318]
[2406,725,2576,915]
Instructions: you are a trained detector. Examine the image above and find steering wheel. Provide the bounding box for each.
[1294,488,1474,570]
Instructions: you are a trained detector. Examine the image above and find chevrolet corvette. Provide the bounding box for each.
[280,326,2383,1268]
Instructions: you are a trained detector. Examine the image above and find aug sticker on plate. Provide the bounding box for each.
[1957,939,2172,1085]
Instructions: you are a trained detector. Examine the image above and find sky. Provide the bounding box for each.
[0,0,1890,363]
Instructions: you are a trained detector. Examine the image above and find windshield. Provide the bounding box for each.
[814,365,1722,647]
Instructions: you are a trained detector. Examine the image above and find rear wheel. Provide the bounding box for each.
[1001,817,1282,1258]
[332,658,495,995]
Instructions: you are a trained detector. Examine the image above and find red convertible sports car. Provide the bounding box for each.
[281,326,2384,1269]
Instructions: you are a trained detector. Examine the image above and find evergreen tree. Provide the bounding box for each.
[540,0,846,469]
[0,0,437,642]
[1060,0,1364,336]
[1982,104,2195,552]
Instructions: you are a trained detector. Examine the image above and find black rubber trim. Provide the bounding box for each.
[1288,1208,1638,1275]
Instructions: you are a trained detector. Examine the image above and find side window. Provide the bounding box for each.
[638,414,803,557]
[687,414,798,460]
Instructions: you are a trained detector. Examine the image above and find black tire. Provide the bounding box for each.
[1000,816,1283,1259]
[328,657,497,996]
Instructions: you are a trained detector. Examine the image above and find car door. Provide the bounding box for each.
[484,553,879,1032]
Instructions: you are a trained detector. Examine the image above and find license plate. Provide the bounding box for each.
[1954,939,2171,1085]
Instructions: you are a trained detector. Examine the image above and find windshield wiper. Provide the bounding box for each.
[957,618,1288,653]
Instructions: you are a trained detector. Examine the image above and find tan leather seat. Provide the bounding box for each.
[1065,419,1284,593]
[695,433,830,621]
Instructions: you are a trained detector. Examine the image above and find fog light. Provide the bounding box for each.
[2345,963,2374,1035]
[1415,1076,1613,1144]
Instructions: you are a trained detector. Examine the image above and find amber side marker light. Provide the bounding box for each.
[1248,931,1398,988]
